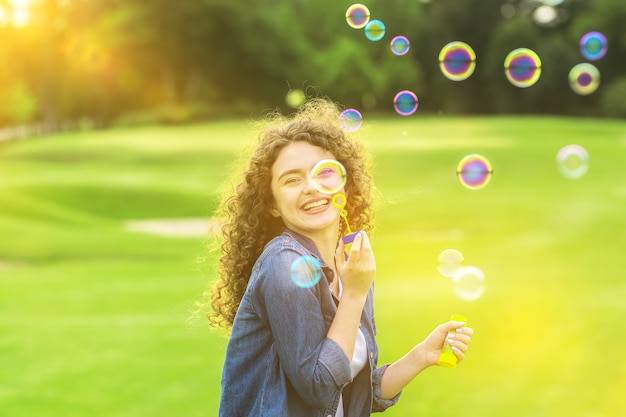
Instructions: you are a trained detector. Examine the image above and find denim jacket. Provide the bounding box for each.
[218,229,401,417]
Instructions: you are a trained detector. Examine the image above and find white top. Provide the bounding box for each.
[334,279,368,417]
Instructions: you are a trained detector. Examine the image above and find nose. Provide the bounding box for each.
[303,175,318,195]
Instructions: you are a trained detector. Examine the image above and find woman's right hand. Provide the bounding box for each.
[334,231,376,299]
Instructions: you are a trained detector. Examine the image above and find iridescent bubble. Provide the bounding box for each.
[285,89,305,108]
[580,31,607,61]
[339,108,363,132]
[346,4,370,29]
[452,266,485,301]
[504,48,542,88]
[569,63,600,95]
[290,255,322,288]
[364,19,385,41]
[437,249,464,278]
[390,36,410,56]
[393,90,418,116]
[311,159,347,194]
[439,41,476,81]
[456,154,493,190]
[557,144,589,179]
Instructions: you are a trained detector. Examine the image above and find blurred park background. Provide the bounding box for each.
[1,0,626,417]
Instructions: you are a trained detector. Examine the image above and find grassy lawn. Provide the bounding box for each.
[1,116,625,417]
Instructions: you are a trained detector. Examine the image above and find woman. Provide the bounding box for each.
[209,99,473,416]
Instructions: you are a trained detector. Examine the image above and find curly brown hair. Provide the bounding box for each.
[208,98,375,329]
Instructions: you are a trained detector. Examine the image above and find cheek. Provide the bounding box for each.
[269,188,280,217]
[269,184,296,217]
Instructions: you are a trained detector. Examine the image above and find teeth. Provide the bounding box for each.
[303,200,328,211]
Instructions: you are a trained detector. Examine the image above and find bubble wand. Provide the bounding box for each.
[332,193,359,244]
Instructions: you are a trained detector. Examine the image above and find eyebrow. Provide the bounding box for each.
[277,168,304,181]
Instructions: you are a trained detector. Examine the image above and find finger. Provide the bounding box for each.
[451,345,465,363]
[359,231,371,248]
[456,326,474,336]
[334,239,346,265]
[448,338,468,354]
[452,333,472,345]
[358,231,374,257]
[441,320,466,334]
[348,231,364,259]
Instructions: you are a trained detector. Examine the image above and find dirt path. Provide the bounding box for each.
[124,218,221,238]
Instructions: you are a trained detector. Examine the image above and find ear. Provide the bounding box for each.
[270,205,281,218]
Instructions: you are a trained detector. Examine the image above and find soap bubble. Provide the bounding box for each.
[504,48,542,88]
[390,36,410,56]
[569,63,600,95]
[311,159,347,194]
[364,19,385,41]
[339,108,363,132]
[393,90,418,116]
[346,4,370,29]
[437,249,464,278]
[439,41,476,81]
[452,266,485,301]
[291,255,322,288]
[557,144,589,179]
[580,31,607,61]
[456,154,493,190]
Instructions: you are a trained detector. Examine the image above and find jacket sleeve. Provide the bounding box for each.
[372,364,401,412]
[252,247,352,409]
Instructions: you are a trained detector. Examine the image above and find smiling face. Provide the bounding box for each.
[270,141,344,241]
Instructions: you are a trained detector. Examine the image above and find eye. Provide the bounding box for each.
[317,168,336,177]
[283,176,301,185]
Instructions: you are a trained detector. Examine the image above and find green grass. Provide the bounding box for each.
[1,116,625,417]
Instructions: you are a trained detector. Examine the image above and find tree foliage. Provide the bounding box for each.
[0,0,624,129]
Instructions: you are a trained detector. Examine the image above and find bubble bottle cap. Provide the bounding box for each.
[437,314,467,369]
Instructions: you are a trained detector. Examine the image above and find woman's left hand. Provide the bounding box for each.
[421,320,474,366]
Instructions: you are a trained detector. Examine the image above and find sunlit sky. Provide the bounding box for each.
[0,0,34,27]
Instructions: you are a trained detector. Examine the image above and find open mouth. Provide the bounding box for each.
[302,199,329,211]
